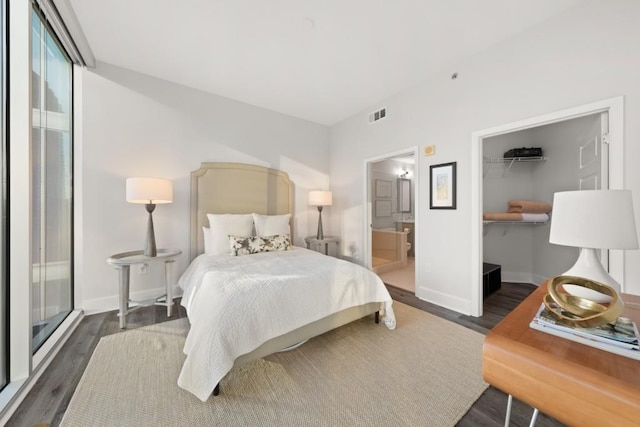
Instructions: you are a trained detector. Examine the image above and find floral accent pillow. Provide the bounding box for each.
[229,234,291,256]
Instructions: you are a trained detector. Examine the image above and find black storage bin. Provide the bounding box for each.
[503,147,543,158]
[483,263,502,298]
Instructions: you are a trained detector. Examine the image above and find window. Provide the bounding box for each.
[0,0,6,390]
[31,7,73,352]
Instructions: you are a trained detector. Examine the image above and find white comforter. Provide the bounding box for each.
[177,247,395,401]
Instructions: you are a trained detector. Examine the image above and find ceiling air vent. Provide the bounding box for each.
[368,107,386,124]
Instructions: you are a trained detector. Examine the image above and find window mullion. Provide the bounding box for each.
[38,20,47,323]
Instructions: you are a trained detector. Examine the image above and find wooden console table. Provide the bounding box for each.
[483,281,640,427]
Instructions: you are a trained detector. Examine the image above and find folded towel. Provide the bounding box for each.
[507,200,552,214]
[483,212,523,221]
[521,213,549,222]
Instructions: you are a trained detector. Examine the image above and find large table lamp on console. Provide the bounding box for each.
[549,189,638,303]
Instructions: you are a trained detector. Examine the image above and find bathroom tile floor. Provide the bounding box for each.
[378,257,415,293]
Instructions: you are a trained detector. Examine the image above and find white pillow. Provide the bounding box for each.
[202,227,218,255]
[206,214,254,256]
[202,227,212,254]
[252,213,291,236]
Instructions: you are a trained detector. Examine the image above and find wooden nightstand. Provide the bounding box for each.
[106,248,181,328]
[304,236,340,256]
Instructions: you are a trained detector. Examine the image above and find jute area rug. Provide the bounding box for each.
[61,302,488,426]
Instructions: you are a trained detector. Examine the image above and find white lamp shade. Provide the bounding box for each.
[309,190,332,206]
[126,177,173,204]
[550,190,638,250]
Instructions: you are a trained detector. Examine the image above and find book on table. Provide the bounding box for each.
[529,302,640,360]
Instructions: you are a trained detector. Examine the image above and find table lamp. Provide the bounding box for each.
[126,177,173,257]
[309,190,332,240]
[549,189,638,302]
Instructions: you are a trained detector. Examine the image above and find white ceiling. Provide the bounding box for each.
[68,0,583,126]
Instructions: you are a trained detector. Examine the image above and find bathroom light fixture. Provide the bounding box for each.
[398,170,409,178]
[549,190,638,302]
[126,177,173,257]
[309,190,332,240]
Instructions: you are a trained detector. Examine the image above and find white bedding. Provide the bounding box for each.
[177,247,396,401]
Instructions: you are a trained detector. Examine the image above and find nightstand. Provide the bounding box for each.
[106,248,181,328]
[304,236,340,256]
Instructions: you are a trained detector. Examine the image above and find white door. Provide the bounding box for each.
[577,113,604,191]
[576,112,609,269]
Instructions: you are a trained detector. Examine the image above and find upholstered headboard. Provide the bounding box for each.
[190,162,294,261]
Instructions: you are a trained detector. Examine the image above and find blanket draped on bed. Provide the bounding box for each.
[177,247,395,401]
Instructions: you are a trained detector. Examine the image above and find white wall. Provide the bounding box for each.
[329,0,640,314]
[78,62,330,313]
[483,114,601,285]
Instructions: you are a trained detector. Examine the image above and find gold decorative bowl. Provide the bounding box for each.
[544,275,624,328]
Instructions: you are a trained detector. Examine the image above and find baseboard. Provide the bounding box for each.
[531,273,548,286]
[502,271,534,284]
[502,271,550,286]
[417,286,472,316]
[82,285,183,315]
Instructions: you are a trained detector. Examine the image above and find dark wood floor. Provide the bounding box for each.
[8,283,564,427]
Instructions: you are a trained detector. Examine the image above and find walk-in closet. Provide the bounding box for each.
[482,113,605,288]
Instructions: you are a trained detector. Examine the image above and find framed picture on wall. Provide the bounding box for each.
[375,179,392,198]
[430,162,457,209]
[375,200,392,217]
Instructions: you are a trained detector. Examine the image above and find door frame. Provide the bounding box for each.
[363,147,419,274]
[470,97,624,316]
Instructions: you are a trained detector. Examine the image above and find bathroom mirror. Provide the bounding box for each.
[398,178,411,212]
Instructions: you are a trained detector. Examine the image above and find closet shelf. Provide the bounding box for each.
[484,156,548,163]
[483,156,548,177]
[483,220,549,236]
[483,221,549,225]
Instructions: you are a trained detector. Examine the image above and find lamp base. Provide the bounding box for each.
[561,247,620,303]
[316,206,324,240]
[144,204,157,257]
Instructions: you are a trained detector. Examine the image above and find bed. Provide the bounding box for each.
[177,162,396,401]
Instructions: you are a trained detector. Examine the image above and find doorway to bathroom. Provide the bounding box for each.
[364,148,418,293]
